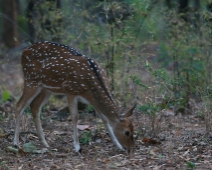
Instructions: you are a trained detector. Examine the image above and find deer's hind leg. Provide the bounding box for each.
[13,87,41,147]
[30,89,51,147]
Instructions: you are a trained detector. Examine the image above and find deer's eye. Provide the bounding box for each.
[125,131,130,136]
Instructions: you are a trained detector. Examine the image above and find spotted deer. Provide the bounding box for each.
[13,41,136,155]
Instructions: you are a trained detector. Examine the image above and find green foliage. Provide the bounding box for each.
[0,161,8,170]
[131,75,149,89]
[25,106,44,120]
[158,154,163,159]
[186,161,195,170]
[0,161,6,166]
[17,14,28,32]
[3,0,212,139]
[1,90,10,102]
[40,106,46,120]
[86,105,94,113]
[137,103,159,117]
[23,142,36,153]
[30,0,63,41]
[24,107,31,116]
[79,131,92,145]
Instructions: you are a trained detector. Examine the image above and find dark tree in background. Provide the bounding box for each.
[26,0,62,42]
[0,0,206,48]
[165,0,200,22]
[26,0,35,42]
[2,0,18,48]
[166,0,171,9]
[41,0,62,42]
[165,0,201,35]
[178,0,189,21]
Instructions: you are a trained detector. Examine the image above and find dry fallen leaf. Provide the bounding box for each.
[18,164,24,170]
[150,149,156,156]
[182,149,190,157]
[0,128,7,138]
[53,131,67,135]
[162,109,175,116]
[0,128,4,134]
[0,134,7,138]
[153,165,163,170]
[103,159,110,163]
[141,137,160,144]
[50,163,60,169]
[18,148,27,157]
[77,125,91,131]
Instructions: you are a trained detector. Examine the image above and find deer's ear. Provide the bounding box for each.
[123,104,136,118]
[118,106,125,116]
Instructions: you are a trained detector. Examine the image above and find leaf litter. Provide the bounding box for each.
[1,60,212,169]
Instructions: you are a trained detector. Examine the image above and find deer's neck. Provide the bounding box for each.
[82,57,119,123]
[89,92,119,123]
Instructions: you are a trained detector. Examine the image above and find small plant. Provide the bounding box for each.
[0,90,10,103]
[0,115,3,121]
[24,106,45,120]
[24,107,31,116]
[79,131,92,145]
[158,154,163,159]
[186,161,195,170]
[40,106,46,120]
[0,161,9,170]
[0,161,5,166]
[137,103,160,117]
[86,105,94,113]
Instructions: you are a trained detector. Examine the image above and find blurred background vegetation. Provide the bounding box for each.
[1,0,212,132]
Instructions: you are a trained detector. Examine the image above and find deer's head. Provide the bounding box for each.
[112,104,136,155]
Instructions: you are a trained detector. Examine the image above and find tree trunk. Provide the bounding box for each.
[178,0,189,21]
[2,0,18,48]
[26,0,36,42]
[166,0,172,9]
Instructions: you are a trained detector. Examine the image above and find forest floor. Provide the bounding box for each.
[1,51,212,170]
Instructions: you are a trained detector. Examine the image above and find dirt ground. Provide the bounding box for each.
[1,51,212,170]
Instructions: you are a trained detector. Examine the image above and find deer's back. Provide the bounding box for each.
[21,41,109,96]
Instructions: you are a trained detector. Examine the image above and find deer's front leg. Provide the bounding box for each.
[98,113,123,150]
[67,95,80,152]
